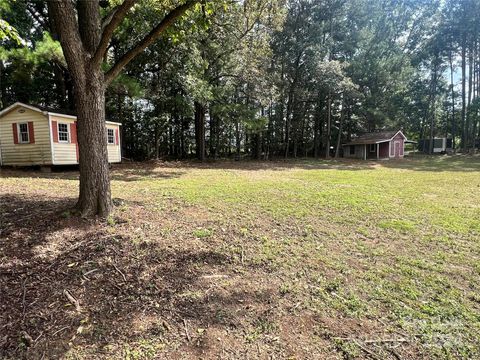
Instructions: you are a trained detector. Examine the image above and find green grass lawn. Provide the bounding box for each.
[1,156,479,359]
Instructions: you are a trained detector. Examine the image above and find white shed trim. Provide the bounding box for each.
[0,102,44,117]
[47,113,56,165]
[0,102,122,126]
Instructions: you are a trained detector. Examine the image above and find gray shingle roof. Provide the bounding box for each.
[344,131,402,145]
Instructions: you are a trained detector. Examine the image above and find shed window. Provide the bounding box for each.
[18,123,29,143]
[350,145,355,155]
[107,128,115,144]
[369,144,376,152]
[58,123,69,142]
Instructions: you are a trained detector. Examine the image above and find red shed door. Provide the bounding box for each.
[394,141,401,158]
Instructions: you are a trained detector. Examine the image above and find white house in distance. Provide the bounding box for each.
[0,102,121,167]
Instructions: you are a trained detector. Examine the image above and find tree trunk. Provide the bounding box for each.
[467,45,474,148]
[461,34,467,149]
[48,0,197,217]
[313,94,323,159]
[0,60,5,108]
[335,98,345,158]
[449,50,456,150]
[235,118,241,160]
[75,70,113,217]
[428,58,438,155]
[194,101,206,161]
[325,93,331,159]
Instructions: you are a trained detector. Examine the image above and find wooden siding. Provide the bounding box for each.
[379,142,390,158]
[343,144,365,159]
[366,144,378,159]
[106,125,121,163]
[50,115,77,165]
[0,108,52,165]
[51,115,121,164]
[389,133,405,158]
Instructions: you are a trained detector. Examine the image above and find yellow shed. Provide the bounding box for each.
[0,102,121,166]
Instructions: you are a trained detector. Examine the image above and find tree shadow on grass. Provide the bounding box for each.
[0,194,275,359]
[155,158,375,172]
[0,165,186,182]
[378,155,480,172]
[116,155,480,173]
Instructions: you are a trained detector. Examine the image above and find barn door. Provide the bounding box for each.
[394,141,400,158]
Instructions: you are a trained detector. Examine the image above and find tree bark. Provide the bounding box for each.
[429,60,438,155]
[325,93,331,159]
[0,60,5,108]
[461,33,467,149]
[467,44,474,148]
[235,117,241,160]
[335,97,345,158]
[194,101,206,161]
[75,69,113,217]
[449,49,456,150]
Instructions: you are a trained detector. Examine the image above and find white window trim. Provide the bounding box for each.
[58,122,70,143]
[17,123,30,144]
[107,128,115,145]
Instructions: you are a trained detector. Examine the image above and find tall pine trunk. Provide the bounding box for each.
[461,34,467,149]
[325,94,331,159]
[467,45,474,149]
[194,101,206,161]
[74,69,113,217]
[429,68,437,155]
[449,50,456,150]
[335,97,345,159]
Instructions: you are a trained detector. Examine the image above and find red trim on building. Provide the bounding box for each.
[28,122,35,144]
[12,123,19,144]
[52,121,58,142]
[71,122,79,162]
[70,122,77,143]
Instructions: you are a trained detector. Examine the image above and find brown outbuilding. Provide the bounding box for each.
[343,130,408,160]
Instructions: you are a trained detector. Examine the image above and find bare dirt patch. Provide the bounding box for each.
[1,158,479,359]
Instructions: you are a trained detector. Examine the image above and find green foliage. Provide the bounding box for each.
[2,0,480,158]
[0,19,23,45]
[34,32,65,66]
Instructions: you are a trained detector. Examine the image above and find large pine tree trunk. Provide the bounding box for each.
[74,70,113,217]
[47,0,196,217]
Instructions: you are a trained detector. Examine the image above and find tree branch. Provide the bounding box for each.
[76,0,101,54]
[92,0,138,66]
[26,5,49,30]
[104,0,198,85]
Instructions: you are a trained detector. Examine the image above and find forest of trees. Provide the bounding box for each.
[2,0,480,162]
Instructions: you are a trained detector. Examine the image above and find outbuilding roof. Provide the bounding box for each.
[344,130,406,145]
[0,102,122,126]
